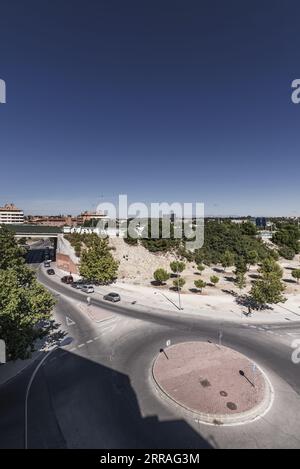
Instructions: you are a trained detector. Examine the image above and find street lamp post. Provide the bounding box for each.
[173,252,183,310]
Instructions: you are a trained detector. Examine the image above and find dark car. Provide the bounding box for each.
[61,275,74,284]
[103,292,121,302]
[71,279,87,289]
[47,268,55,275]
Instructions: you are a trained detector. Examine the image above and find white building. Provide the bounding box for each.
[0,203,24,224]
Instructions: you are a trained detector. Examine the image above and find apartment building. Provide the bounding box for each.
[0,203,24,224]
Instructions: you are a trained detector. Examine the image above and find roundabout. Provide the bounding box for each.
[152,341,274,425]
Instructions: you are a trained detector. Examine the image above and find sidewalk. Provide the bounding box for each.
[48,264,300,325]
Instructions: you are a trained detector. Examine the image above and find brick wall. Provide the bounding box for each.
[56,253,79,274]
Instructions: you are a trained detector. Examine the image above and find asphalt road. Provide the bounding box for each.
[1,243,300,448]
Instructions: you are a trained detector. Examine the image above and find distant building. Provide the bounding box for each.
[255,217,267,229]
[25,209,110,227]
[0,203,24,224]
[76,210,109,225]
[26,214,74,227]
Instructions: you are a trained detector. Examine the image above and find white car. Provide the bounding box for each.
[81,285,94,294]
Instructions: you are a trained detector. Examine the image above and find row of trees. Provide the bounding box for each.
[153,252,293,308]
[153,261,220,294]
[0,226,56,360]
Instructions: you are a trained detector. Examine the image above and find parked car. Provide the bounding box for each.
[47,269,55,275]
[61,275,74,284]
[44,261,51,268]
[71,280,85,289]
[103,292,121,302]
[81,285,94,294]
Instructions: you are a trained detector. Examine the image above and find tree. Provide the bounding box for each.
[292,269,300,284]
[245,250,258,270]
[170,261,185,275]
[210,275,219,286]
[153,268,170,285]
[0,225,25,270]
[221,250,235,272]
[197,264,205,274]
[272,224,300,254]
[278,246,296,260]
[173,277,185,290]
[234,256,247,275]
[79,238,119,284]
[235,272,246,291]
[250,273,286,309]
[0,268,55,360]
[259,257,283,279]
[0,226,56,361]
[194,279,206,293]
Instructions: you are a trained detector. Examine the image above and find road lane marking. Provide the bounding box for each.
[25,347,58,449]
[66,316,76,326]
[78,343,85,348]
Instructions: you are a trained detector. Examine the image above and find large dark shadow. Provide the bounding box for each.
[23,348,214,449]
[26,245,56,265]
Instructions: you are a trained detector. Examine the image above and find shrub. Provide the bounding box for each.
[153,268,170,284]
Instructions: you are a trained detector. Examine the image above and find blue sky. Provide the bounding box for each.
[0,0,300,216]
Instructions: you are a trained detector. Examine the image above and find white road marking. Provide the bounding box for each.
[25,347,58,449]
[66,316,76,326]
[77,343,85,348]
[98,325,116,335]
[86,339,93,344]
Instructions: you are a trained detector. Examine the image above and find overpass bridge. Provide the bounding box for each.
[5,224,63,239]
[4,225,77,272]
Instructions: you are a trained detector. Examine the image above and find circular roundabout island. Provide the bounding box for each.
[152,341,274,426]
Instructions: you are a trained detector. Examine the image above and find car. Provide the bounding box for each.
[81,285,94,294]
[61,275,74,284]
[47,268,55,275]
[44,261,51,268]
[71,279,86,289]
[103,292,121,302]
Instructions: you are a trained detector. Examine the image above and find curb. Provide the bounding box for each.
[151,342,275,427]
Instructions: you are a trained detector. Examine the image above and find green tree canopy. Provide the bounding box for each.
[197,264,205,274]
[235,272,246,290]
[153,268,170,284]
[292,269,300,284]
[210,275,219,286]
[173,277,186,290]
[0,225,25,270]
[170,260,185,274]
[258,258,283,279]
[194,279,206,292]
[245,250,258,269]
[221,250,235,271]
[79,238,119,284]
[250,273,286,309]
[0,226,56,360]
[234,256,247,275]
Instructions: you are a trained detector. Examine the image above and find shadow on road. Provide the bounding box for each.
[23,349,214,449]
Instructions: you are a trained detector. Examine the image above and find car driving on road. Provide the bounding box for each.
[81,285,94,294]
[103,292,121,302]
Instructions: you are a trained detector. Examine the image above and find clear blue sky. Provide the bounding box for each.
[0,0,300,216]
